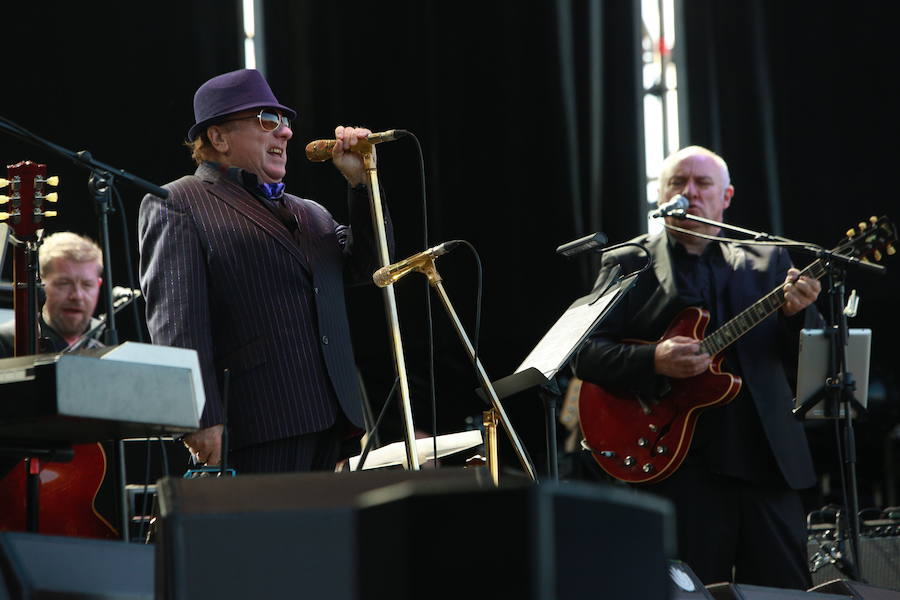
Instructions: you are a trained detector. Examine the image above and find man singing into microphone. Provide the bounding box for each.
[139,69,391,473]
[574,146,821,589]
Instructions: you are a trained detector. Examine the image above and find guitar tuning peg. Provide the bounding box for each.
[0,211,9,221]
[44,192,58,203]
[888,243,896,256]
[846,228,856,238]
[0,178,8,188]
[0,195,9,205]
[46,175,59,187]
[873,249,883,261]
[869,216,878,224]
[43,210,58,218]
[858,221,868,231]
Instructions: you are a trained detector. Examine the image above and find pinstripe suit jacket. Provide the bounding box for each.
[138,162,391,449]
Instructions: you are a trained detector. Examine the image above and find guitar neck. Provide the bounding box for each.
[700,259,826,356]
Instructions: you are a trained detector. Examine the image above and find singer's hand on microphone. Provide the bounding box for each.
[332,125,373,187]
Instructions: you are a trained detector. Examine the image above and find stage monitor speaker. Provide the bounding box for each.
[155,470,673,600]
[356,478,675,600]
[0,532,153,599]
[706,582,850,599]
[155,468,489,600]
[809,536,900,591]
[811,579,900,600]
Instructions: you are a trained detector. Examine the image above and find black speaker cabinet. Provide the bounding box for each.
[0,532,153,599]
[809,537,900,591]
[155,469,674,600]
[155,468,489,600]
[706,582,848,599]
[811,579,900,600]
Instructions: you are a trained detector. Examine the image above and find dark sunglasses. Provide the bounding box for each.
[222,109,291,132]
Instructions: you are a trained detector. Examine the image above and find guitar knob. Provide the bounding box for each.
[642,463,654,473]
[623,456,635,467]
[655,445,667,455]
[637,437,648,447]
[648,424,658,432]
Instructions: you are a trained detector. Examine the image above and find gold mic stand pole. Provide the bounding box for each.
[412,257,537,482]
[358,142,420,470]
[483,408,500,485]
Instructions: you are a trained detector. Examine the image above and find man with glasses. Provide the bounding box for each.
[139,69,391,474]
[0,231,103,356]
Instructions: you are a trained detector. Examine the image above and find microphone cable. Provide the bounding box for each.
[112,185,145,342]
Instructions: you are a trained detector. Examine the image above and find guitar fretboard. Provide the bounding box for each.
[699,259,826,356]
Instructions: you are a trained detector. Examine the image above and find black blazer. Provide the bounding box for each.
[138,163,391,449]
[574,232,819,490]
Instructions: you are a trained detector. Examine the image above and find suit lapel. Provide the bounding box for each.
[632,232,680,332]
[196,164,311,273]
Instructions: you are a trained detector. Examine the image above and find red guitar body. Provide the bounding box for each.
[578,306,742,484]
[0,444,117,539]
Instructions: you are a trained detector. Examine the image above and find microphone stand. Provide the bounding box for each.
[356,141,420,470]
[396,256,537,483]
[666,211,883,582]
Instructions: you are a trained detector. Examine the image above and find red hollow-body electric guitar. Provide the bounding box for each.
[579,217,896,484]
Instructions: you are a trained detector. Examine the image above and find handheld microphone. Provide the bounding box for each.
[651,194,689,218]
[373,241,460,287]
[305,129,410,162]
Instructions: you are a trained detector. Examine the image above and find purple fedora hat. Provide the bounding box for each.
[187,69,297,141]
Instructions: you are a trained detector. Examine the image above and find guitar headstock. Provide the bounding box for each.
[839,215,897,263]
[0,160,59,240]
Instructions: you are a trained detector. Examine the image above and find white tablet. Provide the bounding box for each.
[795,328,871,419]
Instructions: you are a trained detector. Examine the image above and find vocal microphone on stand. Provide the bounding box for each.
[373,241,461,287]
[651,194,689,218]
[305,129,410,162]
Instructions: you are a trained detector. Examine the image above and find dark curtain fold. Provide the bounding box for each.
[680,0,900,505]
[262,0,644,464]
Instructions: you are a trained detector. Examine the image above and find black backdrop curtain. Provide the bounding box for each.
[1,1,896,489]
[260,0,645,461]
[680,1,900,504]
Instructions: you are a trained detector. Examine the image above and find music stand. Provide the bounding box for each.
[478,270,641,481]
[792,269,871,582]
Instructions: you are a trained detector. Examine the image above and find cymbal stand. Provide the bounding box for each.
[358,142,420,470]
